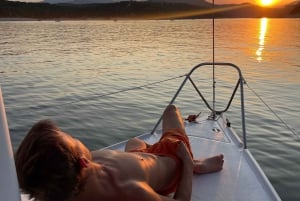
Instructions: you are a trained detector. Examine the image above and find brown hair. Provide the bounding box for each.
[15,120,82,201]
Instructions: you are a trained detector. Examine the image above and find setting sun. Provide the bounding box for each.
[258,0,277,7]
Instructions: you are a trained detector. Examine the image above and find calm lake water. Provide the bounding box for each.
[0,18,299,200]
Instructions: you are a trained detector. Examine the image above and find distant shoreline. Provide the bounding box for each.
[0,17,126,21]
[1,17,299,22]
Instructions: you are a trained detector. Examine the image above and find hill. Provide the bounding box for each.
[290,2,300,15]
[0,0,299,19]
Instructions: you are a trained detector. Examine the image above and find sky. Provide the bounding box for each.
[209,0,296,6]
[9,0,297,7]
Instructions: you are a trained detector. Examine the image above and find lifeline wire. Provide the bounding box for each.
[58,74,187,107]
[246,82,299,139]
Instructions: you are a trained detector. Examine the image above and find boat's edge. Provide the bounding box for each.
[243,149,282,201]
[221,114,282,201]
[0,88,22,201]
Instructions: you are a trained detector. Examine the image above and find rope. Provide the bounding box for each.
[246,82,299,139]
[58,74,186,107]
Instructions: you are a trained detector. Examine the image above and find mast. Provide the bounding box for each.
[212,0,216,118]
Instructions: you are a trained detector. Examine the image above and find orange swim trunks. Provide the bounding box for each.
[129,128,193,195]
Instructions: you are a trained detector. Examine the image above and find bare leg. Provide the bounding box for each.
[162,105,185,134]
[193,154,224,174]
[163,105,224,174]
[125,137,150,152]
[125,105,185,152]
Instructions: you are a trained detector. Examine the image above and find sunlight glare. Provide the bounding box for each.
[256,18,269,62]
[259,0,276,6]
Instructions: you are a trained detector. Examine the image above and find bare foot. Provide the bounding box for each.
[193,154,224,174]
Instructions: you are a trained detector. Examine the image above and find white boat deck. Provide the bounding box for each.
[105,113,281,201]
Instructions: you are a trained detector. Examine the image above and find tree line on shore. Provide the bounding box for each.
[0,0,299,19]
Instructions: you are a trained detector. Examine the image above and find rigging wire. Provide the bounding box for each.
[246,82,299,139]
[57,74,186,107]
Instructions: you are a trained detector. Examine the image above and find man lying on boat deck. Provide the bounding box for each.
[15,105,224,201]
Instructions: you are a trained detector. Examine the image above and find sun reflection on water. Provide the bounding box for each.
[256,18,269,62]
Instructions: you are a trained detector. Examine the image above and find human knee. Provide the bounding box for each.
[126,137,139,145]
[164,104,177,114]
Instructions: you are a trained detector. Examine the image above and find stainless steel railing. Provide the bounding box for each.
[151,62,247,149]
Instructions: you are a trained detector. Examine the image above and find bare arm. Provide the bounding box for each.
[173,142,194,201]
[129,181,191,201]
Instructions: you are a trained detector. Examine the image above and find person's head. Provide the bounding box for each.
[15,120,91,201]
